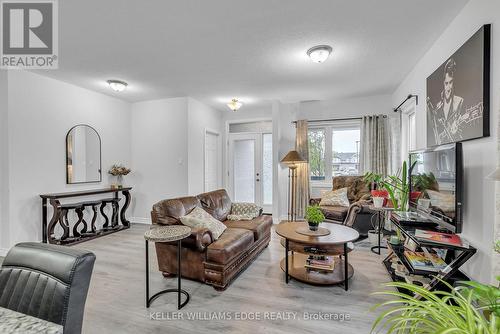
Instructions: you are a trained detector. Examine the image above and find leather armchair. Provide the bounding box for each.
[310,175,375,237]
[0,242,96,334]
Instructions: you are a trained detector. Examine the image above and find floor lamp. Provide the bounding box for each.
[281,150,306,222]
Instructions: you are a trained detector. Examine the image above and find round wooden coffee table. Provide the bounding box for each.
[275,221,359,290]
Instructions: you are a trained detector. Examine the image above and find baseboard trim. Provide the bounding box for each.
[130,217,151,225]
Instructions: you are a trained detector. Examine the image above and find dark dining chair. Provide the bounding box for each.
[0,242,96,334]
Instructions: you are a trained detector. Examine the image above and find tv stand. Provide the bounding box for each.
[383,213,476,296]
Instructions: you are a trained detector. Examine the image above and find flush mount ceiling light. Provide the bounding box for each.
[307,45,333,63]
[106,79,128,92]
[227,98,242,112]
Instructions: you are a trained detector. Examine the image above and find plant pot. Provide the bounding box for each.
[371,190,389,206]
[410,191,422,202]
[308,222,319,231]
[389,235,401,246]
[368,230,378,246]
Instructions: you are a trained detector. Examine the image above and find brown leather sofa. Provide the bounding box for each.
[151,189,273,290]
[310,175,375,237]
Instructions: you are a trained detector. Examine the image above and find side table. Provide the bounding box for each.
[369,206,394,255]
[144,225,191,309]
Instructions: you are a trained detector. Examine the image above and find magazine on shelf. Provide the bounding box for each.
[305,255,335,272]
[404,250,447,273]
[414,229,463,247]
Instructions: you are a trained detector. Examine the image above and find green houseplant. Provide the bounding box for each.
[364,161,410,212]
[371,279,500,334]
[305,205,325,231]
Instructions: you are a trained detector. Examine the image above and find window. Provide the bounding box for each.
[308,128,326,180]
[308,122,361,182]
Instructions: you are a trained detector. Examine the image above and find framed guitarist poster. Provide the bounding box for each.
[426,24,490,147]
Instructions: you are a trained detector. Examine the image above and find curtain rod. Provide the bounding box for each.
[292,115,387,124]
[393,94,418,112]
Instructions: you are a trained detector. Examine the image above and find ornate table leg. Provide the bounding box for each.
[90,204,98,234]
[42,198,48,243]
[73,206,88,238]
[100,202,110,229]
[47,199,65,244]
[111,200,120,229]
[120,190,131,227]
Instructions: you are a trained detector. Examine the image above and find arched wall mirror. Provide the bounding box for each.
[66,124,102,184]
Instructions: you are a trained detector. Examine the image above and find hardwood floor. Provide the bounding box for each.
[20,224,391,333]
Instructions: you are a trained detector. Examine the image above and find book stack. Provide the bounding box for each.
[404,249,447,273]
[305,255,334,272]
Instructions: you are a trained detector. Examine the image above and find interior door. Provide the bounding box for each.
[204,131,219,192]
[229,133,272,213]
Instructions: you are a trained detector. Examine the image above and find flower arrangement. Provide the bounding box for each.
[108,164,131,189]
[108,164,131,176]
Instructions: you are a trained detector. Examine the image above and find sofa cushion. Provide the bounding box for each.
[319,205,348,222]
[152,196,200,225]
[197,189,232,221]
[223,215,273,241]
[180,207,227,240]
[206,228,254,264]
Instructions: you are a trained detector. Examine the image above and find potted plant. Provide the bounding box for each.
[371,278,500,333]
[305,205,325,231]
[108,164,131,189]
[364,161,410,212]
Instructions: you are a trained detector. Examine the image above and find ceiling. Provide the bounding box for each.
[35,0,469,110]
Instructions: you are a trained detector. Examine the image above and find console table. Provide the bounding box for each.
[40,187,132,245]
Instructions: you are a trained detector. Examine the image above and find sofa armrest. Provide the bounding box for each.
[180,227,214,252]
[309,198,321,206]
[344,200,375,227]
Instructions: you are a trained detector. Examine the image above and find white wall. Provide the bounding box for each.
[393,0,500,283]
[297,95,393,120]
[130,97,189,221]
[187,97,222,195]
[0,71,9,255]
[4,70,131,250]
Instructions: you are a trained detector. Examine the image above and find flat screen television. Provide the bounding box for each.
[409,143,463,233]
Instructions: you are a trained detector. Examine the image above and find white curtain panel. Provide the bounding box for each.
[360,115,389,175]
[388,116,402,175]
[295,120,310,218]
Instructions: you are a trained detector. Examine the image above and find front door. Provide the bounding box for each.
[228,133,272,213]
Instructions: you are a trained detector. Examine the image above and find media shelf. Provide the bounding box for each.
[381,213,476,296]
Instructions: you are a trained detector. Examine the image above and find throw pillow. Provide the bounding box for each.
[229,202,261,220]
[319,187,350,207]
[180,207,227,240]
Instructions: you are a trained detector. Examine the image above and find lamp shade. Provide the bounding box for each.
[280,150,306,166]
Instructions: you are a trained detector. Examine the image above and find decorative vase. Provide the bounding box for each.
[116,175,124,189]
[308,222,319,231]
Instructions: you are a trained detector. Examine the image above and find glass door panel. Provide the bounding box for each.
[232,139,256,203]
